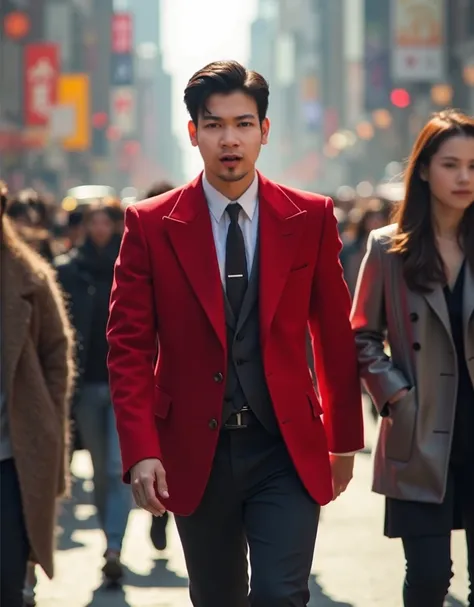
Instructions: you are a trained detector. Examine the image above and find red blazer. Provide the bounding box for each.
[107,172,363,515]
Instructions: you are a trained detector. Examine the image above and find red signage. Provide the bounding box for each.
[24,43,59,126]
[111,13,133,54]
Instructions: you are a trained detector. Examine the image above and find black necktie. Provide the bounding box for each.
[225,203,248,317]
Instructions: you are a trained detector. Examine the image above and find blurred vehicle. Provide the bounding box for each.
[63,185,117,210]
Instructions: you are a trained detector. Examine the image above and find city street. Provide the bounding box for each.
[35,406,469,607]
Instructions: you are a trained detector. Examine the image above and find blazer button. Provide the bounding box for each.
[410,312,419,322]
[213,372,224,383]
[208,418,218,430]
[412,342,421,351]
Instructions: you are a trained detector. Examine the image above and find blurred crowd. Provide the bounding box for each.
[0,178,176,606]
[2,180,395,295]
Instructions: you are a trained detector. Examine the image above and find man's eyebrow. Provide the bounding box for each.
[201,114,257,121]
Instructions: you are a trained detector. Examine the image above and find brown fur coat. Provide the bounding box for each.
[2,232,75,578]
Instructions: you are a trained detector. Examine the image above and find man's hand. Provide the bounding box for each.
[130,458,169,517]
[330,454,354,500]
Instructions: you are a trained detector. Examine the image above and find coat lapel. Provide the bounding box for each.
[163,174,226,349]
[258,174,307,347]
[463,261,474,349]
[423,285,451,339]
[465,263,474,388]
[1,250,35,401]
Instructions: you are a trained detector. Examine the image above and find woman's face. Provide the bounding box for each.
[423,134,474,214]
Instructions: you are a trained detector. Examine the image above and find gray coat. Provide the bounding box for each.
[350,224,474,504]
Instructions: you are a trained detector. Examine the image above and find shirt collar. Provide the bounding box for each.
[202,173,259,223]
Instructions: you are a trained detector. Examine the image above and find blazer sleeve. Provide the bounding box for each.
[308,198,364,454]
[107,205,161,481]
[350,231,410,413]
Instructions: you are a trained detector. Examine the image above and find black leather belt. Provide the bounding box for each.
[223,406,256,430]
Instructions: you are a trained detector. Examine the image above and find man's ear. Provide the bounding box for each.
[188,120,198,147]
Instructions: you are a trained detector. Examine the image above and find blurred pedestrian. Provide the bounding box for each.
[0,181,75,607]
[351,109,474,607]
[145,180,176,199]
[340,200,387,297]
[56,203,130,585]
[107,60,363,606]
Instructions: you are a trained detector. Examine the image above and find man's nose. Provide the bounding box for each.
[220,127,239,147]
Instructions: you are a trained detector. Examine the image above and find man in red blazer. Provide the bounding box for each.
[107,60,363,606]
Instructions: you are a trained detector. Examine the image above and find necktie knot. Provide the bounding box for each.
[226,202,242,223]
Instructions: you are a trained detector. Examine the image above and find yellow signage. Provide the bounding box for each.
[57,74,90,151]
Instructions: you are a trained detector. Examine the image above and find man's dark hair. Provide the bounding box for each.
[184,60,269,125]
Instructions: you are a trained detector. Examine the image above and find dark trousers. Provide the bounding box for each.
[175,425,320,607]
[0,458,30,607]
[402,530,474,606]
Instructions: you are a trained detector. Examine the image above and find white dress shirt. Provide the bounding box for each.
[202,173,259,285]
[201,173,355,457]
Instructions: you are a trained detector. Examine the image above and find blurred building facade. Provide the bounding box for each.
[249,0,474,193]
[131,0,184,190]
[0,0,184,196]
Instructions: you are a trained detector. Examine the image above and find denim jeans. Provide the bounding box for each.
[74,382,132,552]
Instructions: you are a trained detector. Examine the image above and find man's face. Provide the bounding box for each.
[188,91,269,185]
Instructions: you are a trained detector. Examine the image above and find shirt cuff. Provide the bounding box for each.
[329,451,360,456]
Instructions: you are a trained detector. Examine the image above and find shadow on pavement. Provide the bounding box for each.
[56,476,99,551]
[445,595,468,606]
[122,559,188,588]
[308,574,354,606]
[83,559,188,606]
[85,585,132,607]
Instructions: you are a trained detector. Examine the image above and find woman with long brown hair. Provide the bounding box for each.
[0,181,75,606]
[351,109,474,606]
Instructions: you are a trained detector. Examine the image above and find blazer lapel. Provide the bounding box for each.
[163,174,226,349]
[258,173,307,347]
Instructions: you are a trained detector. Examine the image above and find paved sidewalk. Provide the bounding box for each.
[35,408,469,606]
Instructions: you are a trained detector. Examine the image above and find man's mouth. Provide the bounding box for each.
[220,154,242,167]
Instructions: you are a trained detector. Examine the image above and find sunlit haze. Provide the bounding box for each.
[162,0,258,179]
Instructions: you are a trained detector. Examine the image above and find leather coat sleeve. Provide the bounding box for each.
[350,231,409,413]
